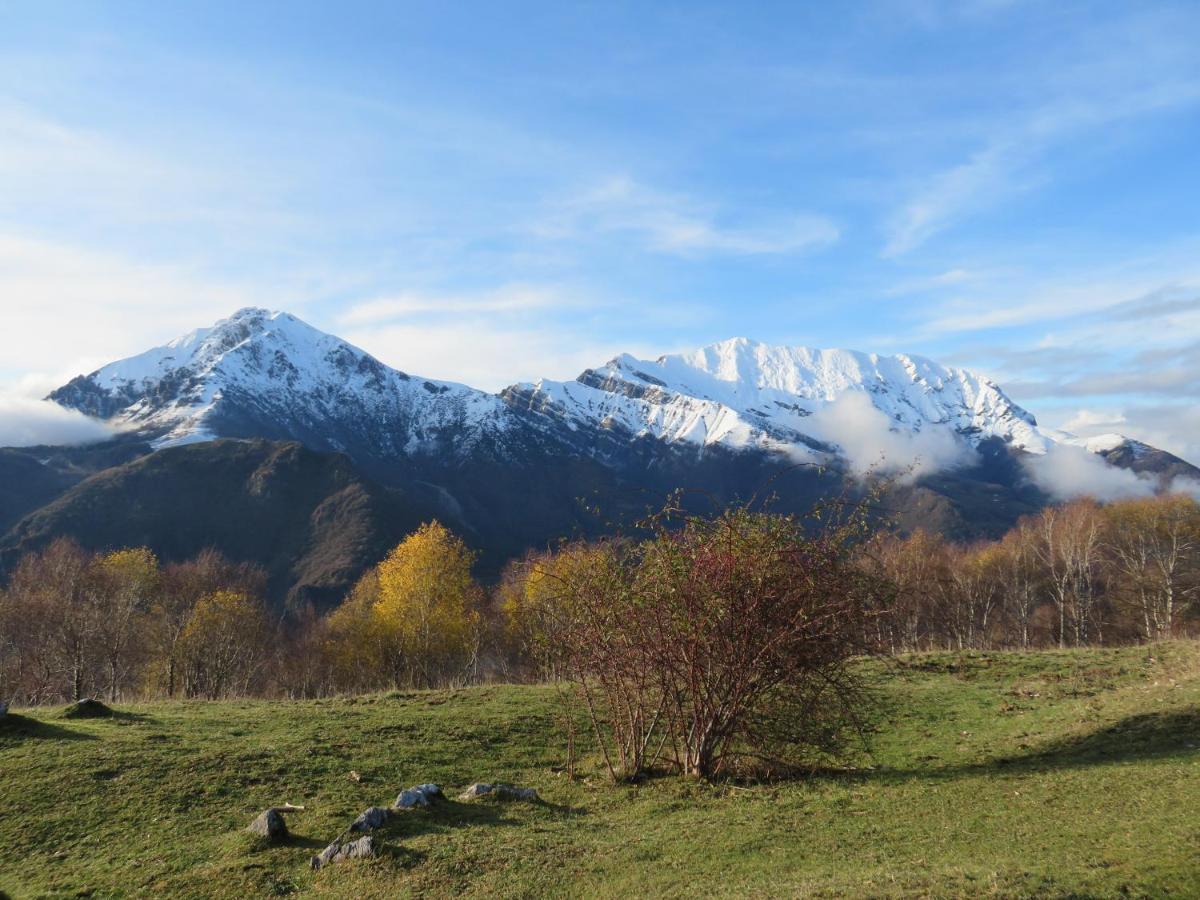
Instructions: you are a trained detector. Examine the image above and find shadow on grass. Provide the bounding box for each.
[58,707,159,726]
[858,707,1200,785]
[375,796,587,845]
[993,708,1200,770]
[284,834,330,851]
[109,711,160,725]
[387,799,518,840]
[377,843,428,869]
[0,713,98,741]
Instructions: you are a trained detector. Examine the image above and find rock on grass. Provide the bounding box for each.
[350,806,392,832]
[393,783,442,809]
[457,783,539,802]
[311,836,376,870]
[61,699,113,719]
[247,809,288,841]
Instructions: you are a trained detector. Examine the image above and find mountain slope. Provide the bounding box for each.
[0,439,152,534]
[0,440,438,610]
[20,307,1197,604]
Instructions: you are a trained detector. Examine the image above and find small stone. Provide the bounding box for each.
[393,783,442,809]
[349,806,391,832]
[497,785,540,802]
[247,809,288,841]
[458,783,495,800]
[311,836,376,870]
[458,782,539,802]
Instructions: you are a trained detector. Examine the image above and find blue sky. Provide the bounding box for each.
[1,0,1199,458]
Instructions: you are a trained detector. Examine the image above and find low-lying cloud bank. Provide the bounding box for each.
[1022,443,1200,502]
[0,396,114,448]
[807,392,975,482]
[1022,444,1155,501]
[1167,476,1200,500]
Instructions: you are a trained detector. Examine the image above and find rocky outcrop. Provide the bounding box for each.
[311,836,377,870]
[246,803,304,842]
[393,783,443,809]
[457,782,540,802]
[349,806,392,833]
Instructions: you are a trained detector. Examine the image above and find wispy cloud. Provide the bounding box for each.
[339,319,671,392]
[337,284,574,327]
[883,19,1200,256]
[915,267,1200,337]
[534,176,839,257]
[885,142,1023,257]
[0,233,271,379]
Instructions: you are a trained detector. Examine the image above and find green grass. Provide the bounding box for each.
[3,643,1200,898]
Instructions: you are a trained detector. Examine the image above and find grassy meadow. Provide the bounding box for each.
[2,643,1199,898]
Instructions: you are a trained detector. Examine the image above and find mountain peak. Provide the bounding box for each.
[48,308,508,451]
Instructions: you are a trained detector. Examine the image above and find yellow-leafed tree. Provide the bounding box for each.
[373,522,483,687]
[324,569,389,692]
[178,590,270,699]
[92,548,160,701]
[500,543,619,677]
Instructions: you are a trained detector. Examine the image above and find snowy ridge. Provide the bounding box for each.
[51,310,1129,470]
[508,337,1055,461]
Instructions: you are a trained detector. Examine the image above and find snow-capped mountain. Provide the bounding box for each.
[45,308,1160,479]
[49,308,513,459]
[504,337,1053,462]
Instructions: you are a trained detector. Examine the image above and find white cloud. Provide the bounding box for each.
[912,261,1200,338]
[0,233,272,376]
[1169,477,1200,500]
[340,319,670,392]
[806,391,974,482]
[1022,443,1156,502]
[0,396,114,448]
[885,142,1020,257]
[536,176,838,257]
[883,39,1200,256]
[1061,409,1127,433]
[337,284,572,327]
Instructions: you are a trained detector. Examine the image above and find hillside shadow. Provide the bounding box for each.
[387,799,518,839]
[991,708,1200,770]
[375,796,587,844]
[58,707,158,725]
[858,707,1200,785]
[0,714,98,742]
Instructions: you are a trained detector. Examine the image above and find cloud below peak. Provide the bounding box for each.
[1021,443,1155,502]
[0,396,114,449]
[807,391,975,482]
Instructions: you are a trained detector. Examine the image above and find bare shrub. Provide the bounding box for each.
[531,503,882,781]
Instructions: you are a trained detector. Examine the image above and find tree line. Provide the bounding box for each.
[1,494,1197,708]
[860,494,1200,652]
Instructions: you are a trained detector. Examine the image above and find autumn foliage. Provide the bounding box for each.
[324,522,484,688]
[505,505,882,780]
[2,495,1199,712]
